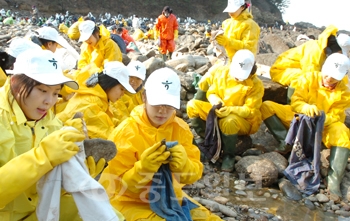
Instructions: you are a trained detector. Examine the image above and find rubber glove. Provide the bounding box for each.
[174,30,178,40]
[169,144,188,172]
[215,34,229,47]
[215,106,231,118]
[40,129,85,167]
[64,118,84,135]
[84,156,106,178]
[207,94,223,106]
[300,104,320,117]
[140,141,171,173]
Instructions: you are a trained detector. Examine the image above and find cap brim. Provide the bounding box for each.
[229,68,250,81]
[30,73,79,90]
[120,81,136,94]
[128,68,145,81]
[78,32,92,42]
[223,5,241,13]
[146,90,180,109]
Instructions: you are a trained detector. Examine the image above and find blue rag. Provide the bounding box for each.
[149,141,199,221]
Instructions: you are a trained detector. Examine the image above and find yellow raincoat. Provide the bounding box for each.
[0,79,82,220]
[292,71,350,148]
[57,83,117,140]
[221,10,260,60]
[270,25,338,86]
[132,29,145,41]
[59,23,69,34]
[187,66,264,135]
[100,105,221,220]
[0,67,7,87]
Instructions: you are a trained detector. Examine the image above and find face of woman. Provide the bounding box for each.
[84,33,99,47]
[322,74,340,89]
[107,84,125,102]
[129,76,143,90]
[228,7,244,18]
[18,84,61,120]
[143,95,175,128]
[45,42,58,53]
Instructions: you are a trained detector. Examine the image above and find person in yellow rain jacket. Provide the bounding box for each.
[58,61,135,140]
[0,49,87,220]
[67,17,83,40]
[187,50,264,172]
[111,60,146,124]
[155,6,179,61]
[58,22,69,34]
[193,0,260,101]
[260,53,350,199]
[99,67,222,221]
[269,25,350,103]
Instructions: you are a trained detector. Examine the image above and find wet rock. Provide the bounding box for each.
[235,156,278,187]
[234,135,253,155]
[278,178,302,201]
[258,76,287,105]
[316,193,330,203]
[304,199,316,210]
[213,196,229,205]
[335,210,350,217]
[83,138,117,162]
[260,152,288,176]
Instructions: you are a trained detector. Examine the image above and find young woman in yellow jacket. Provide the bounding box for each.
[100,68,222,220]
[0,49,86,220]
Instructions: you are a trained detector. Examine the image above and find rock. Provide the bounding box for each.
[258,76,287,105]
[236,156,278,187]
[213,196,229,205]
[260,152,288,176]
[278,178,302,201]
[316,193,330,203]
[144,57,165,78]
[304,199,316,210]
[83,138,117,162]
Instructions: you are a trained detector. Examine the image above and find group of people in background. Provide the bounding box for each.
[1,0,350,220]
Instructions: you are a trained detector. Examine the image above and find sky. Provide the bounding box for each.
[282,0,349,32]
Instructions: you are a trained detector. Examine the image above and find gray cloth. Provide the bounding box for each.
[283,112,325,195]
[36,127,119,221]
[111,34,127,54]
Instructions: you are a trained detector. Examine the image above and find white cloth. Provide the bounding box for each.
[36,129,118,221]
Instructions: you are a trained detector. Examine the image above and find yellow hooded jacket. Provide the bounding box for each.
[99,105,204,220]
[270,25,338,86]
[221,10,260,60]
[57,83,117,140]
[0,79,61,220]
[206,66,264,134]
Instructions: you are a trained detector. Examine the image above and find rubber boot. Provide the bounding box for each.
[190,117,206,139]
[327,146,350,198]
[221,133,238,172]
[264,115,292,154]
[194,89,208,102]
[168,52,173,60]
[162,54,167,61]
[286,87,295,105]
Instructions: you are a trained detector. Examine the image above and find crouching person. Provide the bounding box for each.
[100,68,222,220]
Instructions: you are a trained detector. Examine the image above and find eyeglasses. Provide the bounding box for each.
[152,105,175,111]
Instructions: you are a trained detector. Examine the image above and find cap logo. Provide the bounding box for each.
[162,80,172,90]
[135,65,140,70]
[48,58,58,69]
[334,62,340,68]
[239,62,245,68]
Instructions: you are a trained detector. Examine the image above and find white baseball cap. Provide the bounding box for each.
[336,33,350,56]
[10,49,79,90]
[6,37,41,58]
[223,0,245,13]
[144,67,180,109]
[127,60,146,80]
[229,49,255,81]
[103,61,136,94]
[37,26,70,49]
[79,20,95,42]
[321,53,350,80]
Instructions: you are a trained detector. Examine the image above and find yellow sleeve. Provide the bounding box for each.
[239,78,264,118]
[291,74,313,113]
[104,39,122,64]
[0,123,52,208]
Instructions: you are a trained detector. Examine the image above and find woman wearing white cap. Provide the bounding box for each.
[187,49,264,172]
[100,67,222,220]
[261,53,350,199]
[58,61,135,140]
[0,49,85,219]
[111,60,146,124]
[74,20,122,87]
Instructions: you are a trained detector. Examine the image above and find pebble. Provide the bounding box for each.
[331,205,340,210]
[316,193,330,203]
[307,195,318,202]
[235,190,247,196]
[304,199,316,210]
[335,210,350,217]
[263,192,271,198]
[213,196,229,205]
